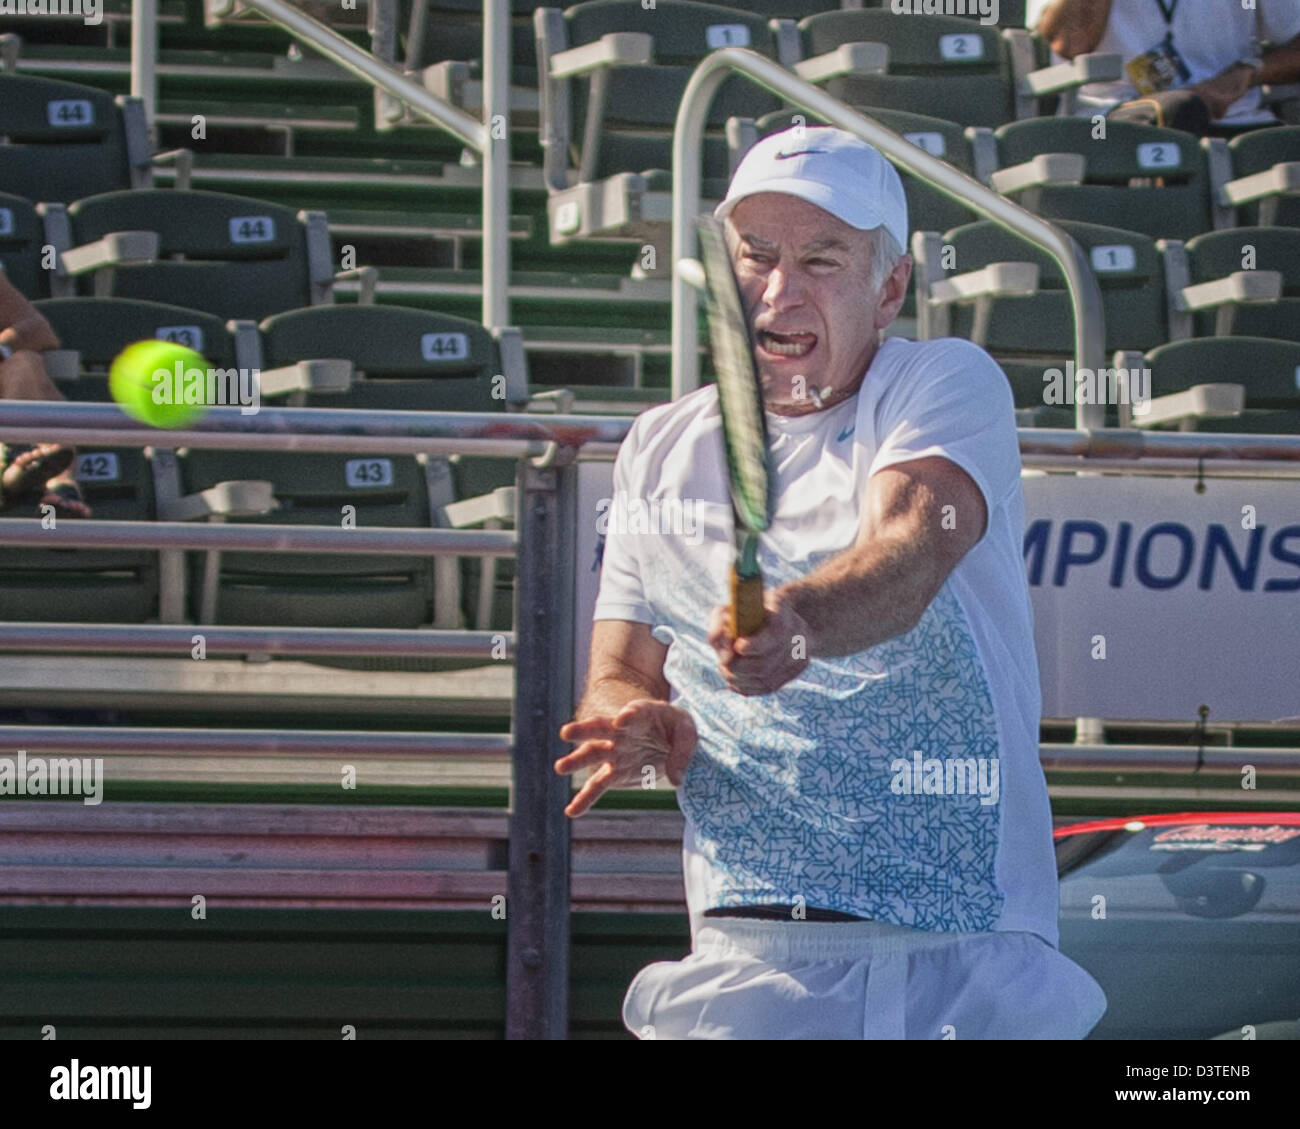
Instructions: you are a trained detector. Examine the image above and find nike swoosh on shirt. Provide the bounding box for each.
[837,425,856,442]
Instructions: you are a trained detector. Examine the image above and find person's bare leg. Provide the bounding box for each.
[0,350,90,516]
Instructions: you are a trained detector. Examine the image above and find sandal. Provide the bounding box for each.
[0,442,77,509]
[37,479,91,519]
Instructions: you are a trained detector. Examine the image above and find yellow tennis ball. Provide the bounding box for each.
[109,339,211,428]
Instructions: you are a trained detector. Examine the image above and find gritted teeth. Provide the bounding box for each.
[759,330,816,357]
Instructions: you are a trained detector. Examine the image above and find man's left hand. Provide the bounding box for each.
[707,589,811,696]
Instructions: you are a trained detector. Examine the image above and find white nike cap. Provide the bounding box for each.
[714,125,908,250]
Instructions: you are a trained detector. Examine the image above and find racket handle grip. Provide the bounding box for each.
[730,569,766,638]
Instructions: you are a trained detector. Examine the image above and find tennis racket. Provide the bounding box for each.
[679,213,774,639]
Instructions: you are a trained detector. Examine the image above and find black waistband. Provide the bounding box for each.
[704,905,869,923]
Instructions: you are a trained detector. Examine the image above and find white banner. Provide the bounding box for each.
[1023,474,1300,723]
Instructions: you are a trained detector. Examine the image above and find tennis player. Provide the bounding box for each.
[556,126,1107,1040]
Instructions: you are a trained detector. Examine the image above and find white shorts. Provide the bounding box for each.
[623,917,1107,1040]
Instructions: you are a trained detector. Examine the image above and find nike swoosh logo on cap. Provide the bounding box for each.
[775,147,830,160]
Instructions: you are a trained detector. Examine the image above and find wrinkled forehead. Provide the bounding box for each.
[724,194,872,256]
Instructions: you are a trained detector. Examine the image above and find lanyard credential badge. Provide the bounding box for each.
[1125,30,1191,95]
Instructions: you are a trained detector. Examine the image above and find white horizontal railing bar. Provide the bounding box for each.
[1040,744,1300,777]
[0,520,516,555]
[0,402,634,456]
[1022,457,1300,478]
[234,0,486,151]
[0,623,514,658]
[0,725,512,758]
[1017,427,1300,462]
[4,404,1298,463]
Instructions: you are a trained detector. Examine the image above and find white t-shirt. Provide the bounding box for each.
[1029,0,1300,125]
[593,336,1060,946]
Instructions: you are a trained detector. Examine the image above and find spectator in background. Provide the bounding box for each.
[0,274,89,517]
[1030,0,1300,136]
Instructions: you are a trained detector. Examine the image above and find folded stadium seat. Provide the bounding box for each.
[1223,125,1300,228]
[1123,337,1300,432]
[913,219,1182,425]
[0,74,152,203]
[991,117,1230,242]
[1181,227,1300,343]
[535,0,785,266]
[168,304,524,632]
[389,0,543,132]
[40,189,375,322]
[403,0,842,128]
[0,298,247,624]
[0,193,50,298]
[789,9,1100,129]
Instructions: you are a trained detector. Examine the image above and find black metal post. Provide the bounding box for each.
[506,461,576,1039]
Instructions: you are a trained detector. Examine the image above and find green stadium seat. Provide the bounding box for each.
[535,0,783,259]
[398,7,542,128]
[1127,337,1300,432]
[0,74,150,203]
[42,189,372,322]
[791,9,1066,129]
[1223,125,1300,228]
[162,304,523,631]
[914,219,1189,424]
[0,192,50,298]
[916,219,1175,356]
[991,117,1227,242]
[1182,227,1300,343]
[34,296,245,376]
[22,297,251,624]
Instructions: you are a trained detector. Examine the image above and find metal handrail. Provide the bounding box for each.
[6,402,1299,464]
[671,47,1108,428]
[0,401,631,457]
[134,0,511,330]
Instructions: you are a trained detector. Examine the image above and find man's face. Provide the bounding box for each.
[725,193,910,415]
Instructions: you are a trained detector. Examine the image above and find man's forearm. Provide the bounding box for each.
[575,670,667,723]
[779,531,945,660]
[1261,36,1300,87]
